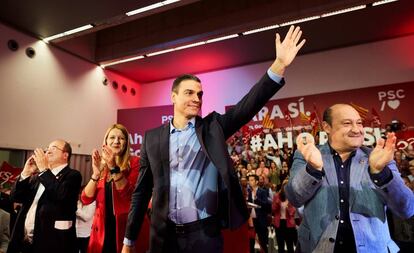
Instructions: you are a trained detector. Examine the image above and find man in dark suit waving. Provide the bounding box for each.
[122,26,306,253]
[8,139,82,253]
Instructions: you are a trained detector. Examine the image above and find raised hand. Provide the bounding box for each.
[369,132,396,174]
[101,144,116,168]
[296,134,323,170]
[121,245,134,253]
[22,155,38,177]
[91,149,102,178]
[271,26,306,75]
[33,148,48,171]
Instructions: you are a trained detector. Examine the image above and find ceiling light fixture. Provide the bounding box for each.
[242,24,280,35]
[101,55,145,68]
[279,16,320,27]
[43,24,93,43]
[205,34,239,44]
[321,5,366,17]
[101,1,397,67]
[126,0,181,16]
[174,41,206,50]
[372,0,398,6]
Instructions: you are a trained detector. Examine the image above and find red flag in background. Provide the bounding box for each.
[371,108,382,127]
[0,161,22,190]
[262,113,274,130]
[309,112,321,137]
[284,109,293,130]
[350,102,369,121]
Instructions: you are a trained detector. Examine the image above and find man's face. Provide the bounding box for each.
[248,176,257,188]
[323,105,364,152]
[46,140,68,167]
[171,79,203,119]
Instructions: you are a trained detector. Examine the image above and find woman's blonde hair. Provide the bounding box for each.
[103,124,131,170]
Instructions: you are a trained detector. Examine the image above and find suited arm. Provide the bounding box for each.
[218,73,284,139]
[124,135,154,242]
[285,150,323,208]
[372,160,414,219]
[9,176,32,204]
[39,169,82,204]
[254,189,269,208]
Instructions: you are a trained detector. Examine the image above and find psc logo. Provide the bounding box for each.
[377,89,405,111]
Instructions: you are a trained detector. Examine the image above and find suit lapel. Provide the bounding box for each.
[160,124,170,184]
[349,149,368,208]
[195,117,208,157]
[320,144,337,186]
[320,144,340,207]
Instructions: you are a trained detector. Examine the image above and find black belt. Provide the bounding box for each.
[167,216,219,235]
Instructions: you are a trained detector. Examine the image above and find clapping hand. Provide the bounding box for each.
[91,149,102,178]
[296,134,323,170]
[33,148,48,171]
[369,132,396,174]
[22,155,39,177]
[101,145,116,168]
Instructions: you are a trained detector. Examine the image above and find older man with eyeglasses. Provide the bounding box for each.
[7,139,82,253]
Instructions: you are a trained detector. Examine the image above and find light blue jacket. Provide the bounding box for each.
[285,143,414,253]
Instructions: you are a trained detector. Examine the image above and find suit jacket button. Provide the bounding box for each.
[329,238,335,243]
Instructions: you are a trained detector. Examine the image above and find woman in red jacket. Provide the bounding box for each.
[81,124,149,253]
[272,180,297,253]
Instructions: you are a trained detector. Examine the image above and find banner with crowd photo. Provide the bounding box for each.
[117,105,174,156]
[225,81,414,151]
[0,161,22,191]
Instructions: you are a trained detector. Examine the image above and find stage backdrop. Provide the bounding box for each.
[226,81,414,150]
[117,105,174,156]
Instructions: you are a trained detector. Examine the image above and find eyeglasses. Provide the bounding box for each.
[45,145,66,152]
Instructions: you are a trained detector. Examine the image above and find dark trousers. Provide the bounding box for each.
[76,237,90,253]
[163,217,223,253]
[253,218,268,253]
[17,239,34,253]
[275,220,296,253]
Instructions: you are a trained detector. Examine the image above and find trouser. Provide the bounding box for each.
[162,216,223,253]
[253,218,269,253]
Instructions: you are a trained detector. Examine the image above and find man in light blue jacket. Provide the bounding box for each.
[285,103,414,253]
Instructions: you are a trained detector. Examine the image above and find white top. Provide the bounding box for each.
[76,200,96,237]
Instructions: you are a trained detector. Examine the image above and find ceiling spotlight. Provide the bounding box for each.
[7,39,19,51]
[25,47,36,58]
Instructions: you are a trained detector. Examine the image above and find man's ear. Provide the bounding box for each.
[171,92,176,104]
[322,121,331,135]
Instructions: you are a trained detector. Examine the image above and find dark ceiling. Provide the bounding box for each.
[1,0,413,83]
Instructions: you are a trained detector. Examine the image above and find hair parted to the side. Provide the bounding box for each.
[172,74,201,93]
[103,124,131,170]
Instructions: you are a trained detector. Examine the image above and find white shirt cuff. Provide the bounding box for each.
[123,237,135,247]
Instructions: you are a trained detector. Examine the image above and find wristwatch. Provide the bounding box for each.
[109,166,121,174]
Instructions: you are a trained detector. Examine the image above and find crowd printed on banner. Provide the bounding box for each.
[246,127,413,152]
